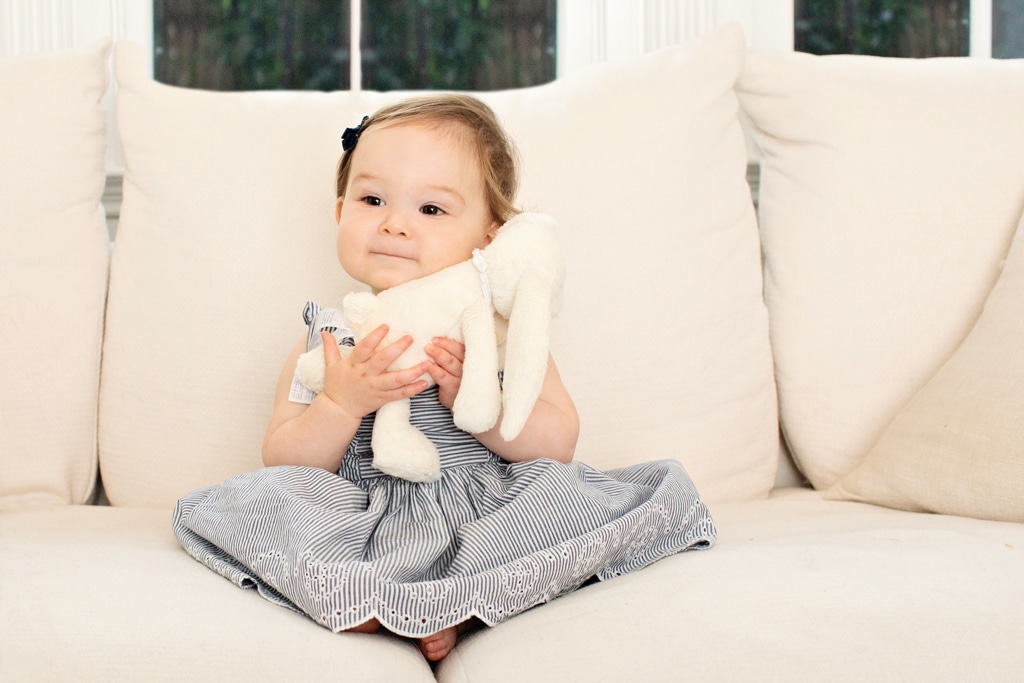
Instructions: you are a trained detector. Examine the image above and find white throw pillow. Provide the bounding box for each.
[102,24,777,507]
[738,50,1024,489]
[827,209,1024,523]
[0,41,111,509]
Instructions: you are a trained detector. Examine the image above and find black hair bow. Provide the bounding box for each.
[341,115,369,152]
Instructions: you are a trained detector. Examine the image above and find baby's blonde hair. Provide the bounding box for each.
[335,94,521,224]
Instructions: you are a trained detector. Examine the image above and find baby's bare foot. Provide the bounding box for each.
[346,617,381,634]
[418,626,457,661]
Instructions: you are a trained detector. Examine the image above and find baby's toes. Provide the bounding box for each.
[418,627,457,661]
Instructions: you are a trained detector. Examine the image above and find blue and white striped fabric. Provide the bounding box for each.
[287,301,355,405]
[172,306,717,638]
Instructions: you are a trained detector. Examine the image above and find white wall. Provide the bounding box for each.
[1,0,150,173]
[558,0,793,76]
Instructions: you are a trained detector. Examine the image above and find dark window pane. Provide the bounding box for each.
[795,0,969,57]
[993,0,1024,58]
[361,0,556,91]
[154,0,351,90]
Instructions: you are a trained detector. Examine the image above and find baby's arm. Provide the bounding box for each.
[425,340,579,464]
[262,326,430,472]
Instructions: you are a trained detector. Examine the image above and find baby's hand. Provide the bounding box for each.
[320,326,429,420]
[424,337,466,412]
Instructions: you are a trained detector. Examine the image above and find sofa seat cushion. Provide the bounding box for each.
[0,506,435,682]
[437,489,1024,682]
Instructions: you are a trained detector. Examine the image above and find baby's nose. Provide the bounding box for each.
[380,211,410,236]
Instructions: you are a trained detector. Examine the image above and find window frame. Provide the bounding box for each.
[0,0,1002,183]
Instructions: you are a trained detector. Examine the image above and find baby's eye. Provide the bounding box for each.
[421,204,444,216]
[361,195,382,206]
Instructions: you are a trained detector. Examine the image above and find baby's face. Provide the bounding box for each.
[335,121,498,292]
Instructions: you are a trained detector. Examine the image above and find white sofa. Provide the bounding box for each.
[3,25,1023,682]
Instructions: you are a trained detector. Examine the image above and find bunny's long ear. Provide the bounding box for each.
[452,299,502,434]
[499,269,556,441]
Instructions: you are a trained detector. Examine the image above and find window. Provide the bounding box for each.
[153,0,556,92]
[6,0,1018,178]
[361,0,555,91]
[993,0,1024,58]
[795,0,1023,58]
[154,0,352,90]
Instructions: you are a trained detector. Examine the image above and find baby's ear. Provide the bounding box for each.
[335,197,345,224]
[484,220,500,246]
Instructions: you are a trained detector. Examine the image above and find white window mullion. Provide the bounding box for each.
[716,0,793,50]
[644,0,718,51]
[970,0,993,58]
[350,0,361,91]
[604,1,645,61]
[557,0,611,76]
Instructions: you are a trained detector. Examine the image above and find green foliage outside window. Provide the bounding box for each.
[795,0,969,57]
[155,0,351,90]
[154,0,555,92]
[362,0,555,91]
[155,0,1018,91]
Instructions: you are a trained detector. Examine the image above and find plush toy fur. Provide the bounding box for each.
[296,211,564,482]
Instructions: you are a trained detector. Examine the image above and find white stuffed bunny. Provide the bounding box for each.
[296,211,564,483]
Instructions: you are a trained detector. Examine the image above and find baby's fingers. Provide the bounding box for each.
[426,339,464,378]
[384,366,430,395]
[371,333,417,371]
[321,331,341,364]
[429,337,466,362]
[349,324,390,363]
[385,362,430,389]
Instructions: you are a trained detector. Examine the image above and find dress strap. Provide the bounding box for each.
[288,301,357,404]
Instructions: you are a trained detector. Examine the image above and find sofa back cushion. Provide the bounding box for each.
[101,24,777,508]
[0,41,111,510]
[737,51,1024,489]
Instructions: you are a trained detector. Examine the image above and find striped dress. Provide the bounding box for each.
[172,304,717,638]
